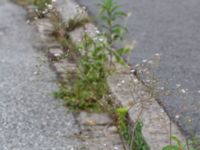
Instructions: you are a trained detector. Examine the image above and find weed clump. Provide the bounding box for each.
[116,107,132,144]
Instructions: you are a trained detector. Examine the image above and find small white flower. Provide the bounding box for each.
[142,59,147,63]
[52,0,56,2]
[95,30,100,34]
[117,83,122,87]
[181,89,186,94]
[54,53,60,57]
[176,84,181,88]
[114,147,119,150]
[133,79,138,84]
[48,4,53,9]
[155,53,160,56]
[99,38,104,42]
[121,80,125,84]
[175,115,180,119]
[130,69,135,73]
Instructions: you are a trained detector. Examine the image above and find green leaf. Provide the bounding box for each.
[116,48,130,56]
[162,145,180,150]
[171,136,181,146]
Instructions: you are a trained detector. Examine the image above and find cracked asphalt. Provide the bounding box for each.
[0,0,81,149]
[76,0,200,139]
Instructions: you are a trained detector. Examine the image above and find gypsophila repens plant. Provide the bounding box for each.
[33,0,54,18]
[98,0,131,66]
[13,0,55,19]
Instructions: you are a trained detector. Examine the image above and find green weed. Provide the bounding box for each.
[116,107,132,145]
[116,108,149,150]
[133,122,150,150]
[66,17,90,32]
[54,34,109,112]
[98,0,130,65]
[33,0,52,18]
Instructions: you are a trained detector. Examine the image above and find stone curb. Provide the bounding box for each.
[51,0,187,149]
[107,74,186,149]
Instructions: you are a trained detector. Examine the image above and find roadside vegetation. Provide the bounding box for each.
[14,0,200,149]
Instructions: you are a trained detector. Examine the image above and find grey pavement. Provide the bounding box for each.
[76,0,200,139]
[0,0,81,149]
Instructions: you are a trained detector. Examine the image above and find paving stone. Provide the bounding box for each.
[46,42,62,49]
[53,0,88,25]
[69,23,97,44]
[81,136,124,150]
[78,122,124,150]
[48,48,64,61]
[77,112,113,126]
[51,60,76,78]
[107,126,118,134]
[33,18,54,39]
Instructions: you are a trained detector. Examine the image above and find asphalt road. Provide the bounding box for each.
[76,0,200,139]
[0,0,81,149]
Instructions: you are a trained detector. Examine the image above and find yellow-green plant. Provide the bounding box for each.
[116,107,132,145]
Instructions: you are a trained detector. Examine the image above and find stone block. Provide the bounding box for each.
[77,112,112,126]
[69,23,97,44]
[53,0,88,25]
[33,18,54,39]
[51,60,76,78]
[48,48,64,61]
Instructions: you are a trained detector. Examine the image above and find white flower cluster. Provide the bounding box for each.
[33,0,56,18]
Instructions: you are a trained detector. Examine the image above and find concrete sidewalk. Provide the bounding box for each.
[0,1,80,149]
